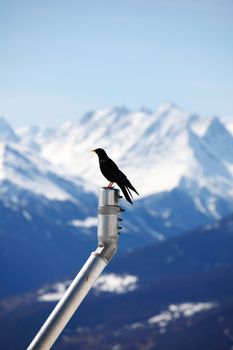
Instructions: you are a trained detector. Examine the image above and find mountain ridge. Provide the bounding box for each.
[1,103,233,228]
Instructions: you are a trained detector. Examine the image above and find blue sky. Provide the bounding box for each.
[0,0,233,127]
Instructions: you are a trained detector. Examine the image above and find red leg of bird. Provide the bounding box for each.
[107,182,113,188]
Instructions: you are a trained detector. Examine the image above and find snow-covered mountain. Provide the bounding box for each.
[1,103,233,296]
[1,103,233,226]
[0,119,94,204]
[15,102,233,219]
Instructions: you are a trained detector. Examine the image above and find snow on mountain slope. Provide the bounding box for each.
[0,118,92,204]
[204,117,233,165]
[0,143,73,201]
[16,103,233,207]
[17,103,192,193]
[17,106,156,190]
[221,115,233,135]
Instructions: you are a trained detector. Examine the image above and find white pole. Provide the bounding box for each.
[27,187,122,350]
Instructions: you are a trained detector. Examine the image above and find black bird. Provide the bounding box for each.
[92,148,139,204]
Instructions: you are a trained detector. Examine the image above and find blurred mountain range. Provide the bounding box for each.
[0,103,233,298]
[0,213,232,349]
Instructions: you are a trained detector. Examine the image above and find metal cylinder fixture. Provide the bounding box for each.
[98,187,119,206]
[27,187,122,350]
[96,188,121,262]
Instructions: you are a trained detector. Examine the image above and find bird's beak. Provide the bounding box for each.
[91,150,96,153]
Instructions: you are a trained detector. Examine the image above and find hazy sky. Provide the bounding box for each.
[1,0,233,127]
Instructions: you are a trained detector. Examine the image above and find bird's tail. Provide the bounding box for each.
[126,181,139,196]
[118,183,133,204]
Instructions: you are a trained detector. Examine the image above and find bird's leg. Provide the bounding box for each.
[107,182,113,188]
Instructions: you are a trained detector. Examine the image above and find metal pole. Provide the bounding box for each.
[27,187,122,350]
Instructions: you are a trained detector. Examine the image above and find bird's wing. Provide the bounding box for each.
[107,158,119,171]
[118,170,139,195]
[106,158,139,198]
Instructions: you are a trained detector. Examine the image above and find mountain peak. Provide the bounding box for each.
[105,106,130,117]
[203,116,233,163]
[139,107,153,115]
[0,116,19,143]
[204,117,229,138]
[156,101,180,115]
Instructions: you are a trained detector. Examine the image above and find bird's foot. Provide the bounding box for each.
[107,182,113,188]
